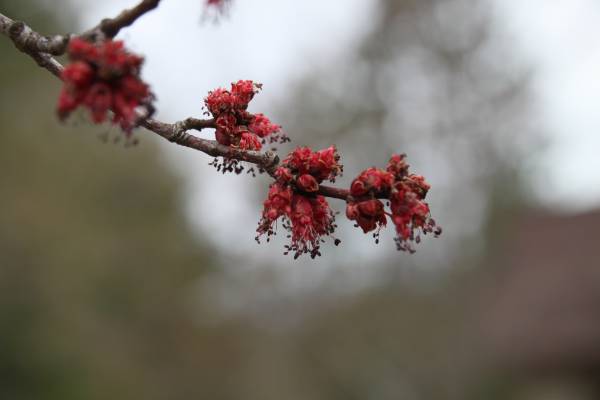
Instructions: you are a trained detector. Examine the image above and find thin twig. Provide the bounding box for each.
[81,0,161,40]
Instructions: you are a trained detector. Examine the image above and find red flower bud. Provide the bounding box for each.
[386,153,409,179]
[231,80,259,107]
[249,113,281,138]
[346,199,386,233]
[57,89,79,120]
[62,61,94,88]
[350,180,367,196]
[349,167,394,197]
[282,146,342,184]
[67,37,98,61]
[204,82,281,150]
[215,112,237,135]
[205,88,234,116]
[57,38,153,132]
[346,203,359,220]
[275,167,293,183]
[84,83,112,123]
[357,199,384,217]
[297,174,319,192]
[257,183,336,258]
[238,131,262,151]
[404,174,430,199]
[346,155,440,252]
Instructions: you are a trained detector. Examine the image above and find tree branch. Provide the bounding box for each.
[139,116,350,199]
[0,12,70,56]
[0,5,352,202]
[0,13,66,78]
[140,117,279,175]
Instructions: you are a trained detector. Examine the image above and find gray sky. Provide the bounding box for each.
[75,1,600,290]
[493,0,600,211]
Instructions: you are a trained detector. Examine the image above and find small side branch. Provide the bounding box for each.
[82,0,162,40]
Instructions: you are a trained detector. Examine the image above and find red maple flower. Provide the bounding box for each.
[205,80,282,151]
[402,174,430,199]
[389,175,440,252]
[274,167,293,183]
[248,113,281,138]
[261,182,293,221]
[282,147,312,175]
[346,199,387,234]
[309,146,343,182]
[57,38,153,133]
[386,153,410,179]
[282,146,342,185]
[346,166,390,235]
[297,174,319,192]
[61,61,93,88]
[288,194,335,258]
[205,88,235,117]
[257,146,343,258]
[215,112,237,135]
[346,154,440,252]
[238,130,262,151]
[257,184,336,259]
[349,167,394,197]
[231,79,258,106]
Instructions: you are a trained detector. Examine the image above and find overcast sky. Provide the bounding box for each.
[74,1,600,288]
[493,0,600,211]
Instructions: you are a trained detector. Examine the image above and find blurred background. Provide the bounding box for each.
[2,0,600,398]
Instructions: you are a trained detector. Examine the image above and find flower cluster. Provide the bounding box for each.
[21,0,443,260]
[205,80,284,151]
[346,154,441,252]
[346,168,393,235]
[256,146,342,258]
[278,146,342,187]
[57,38,153,133]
